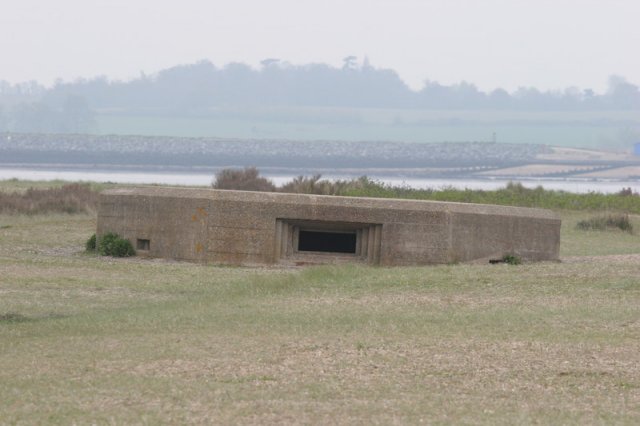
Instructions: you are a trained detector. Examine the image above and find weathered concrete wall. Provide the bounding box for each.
[448,205,561,263]
[97,187,560,266]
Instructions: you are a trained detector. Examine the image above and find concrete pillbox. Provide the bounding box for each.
[97,187,560,266]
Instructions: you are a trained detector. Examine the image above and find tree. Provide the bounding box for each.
[0,106,6,131]
[342,55,358,70]
[607,75,640,109]
[260,58,280,68]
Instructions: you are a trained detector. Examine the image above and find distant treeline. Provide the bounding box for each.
[1,58,639,133]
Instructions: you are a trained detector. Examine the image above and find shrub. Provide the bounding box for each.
[489,254,522,265]
[618,187,637,197]
[576,214,633,233]
[279,174,356,195]
[502,254,522,265]
[98,232,135,257]
[0,184,99,215]
[212,167,276,192]
[85,233,96,251]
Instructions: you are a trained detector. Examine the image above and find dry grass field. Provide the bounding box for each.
[1,191,639,423]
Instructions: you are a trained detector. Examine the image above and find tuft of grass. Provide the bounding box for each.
[85,233,97,252]
[576,214,633,233]
[502,254,522,265]
[0,313,31,324]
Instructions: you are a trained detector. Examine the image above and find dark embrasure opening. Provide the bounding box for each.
[137,239,150,251]
[298,230,357,254]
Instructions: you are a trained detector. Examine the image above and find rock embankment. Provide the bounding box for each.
[1,133,547,169]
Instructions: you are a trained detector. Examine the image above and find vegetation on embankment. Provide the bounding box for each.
[0,183,98,214]
[214,167,640,213]
[1,171,639,216]
[576,213,634,233]
[342,179,640,213]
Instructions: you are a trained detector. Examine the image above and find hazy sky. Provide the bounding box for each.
[1,0,638,92]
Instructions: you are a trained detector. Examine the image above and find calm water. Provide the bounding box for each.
[1,166,639,194]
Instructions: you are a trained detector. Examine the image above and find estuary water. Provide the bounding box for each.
[1,166,639,194]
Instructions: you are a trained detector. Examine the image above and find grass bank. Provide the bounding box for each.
[214,169,640,213]
[4,176,640,216]
[340,179,640,213]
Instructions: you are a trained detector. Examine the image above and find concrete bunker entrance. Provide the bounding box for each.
[275,219,382,264]
[298,229,357,254]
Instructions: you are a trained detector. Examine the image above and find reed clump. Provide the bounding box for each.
[576,214,633,233]
[0,184,99,215]
[212,167,276,192]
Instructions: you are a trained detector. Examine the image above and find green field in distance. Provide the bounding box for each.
[94,107,640,149]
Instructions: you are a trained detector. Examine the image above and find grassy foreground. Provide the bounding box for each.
[1,210,640,423]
